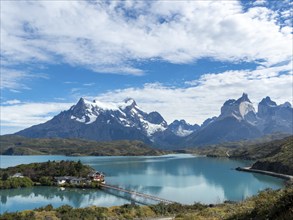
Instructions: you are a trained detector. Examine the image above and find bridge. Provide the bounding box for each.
[101,184,175,205]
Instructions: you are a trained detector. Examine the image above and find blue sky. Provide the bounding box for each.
[1,0,292,134]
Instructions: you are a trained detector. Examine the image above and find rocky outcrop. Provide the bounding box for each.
[252,161,293,176]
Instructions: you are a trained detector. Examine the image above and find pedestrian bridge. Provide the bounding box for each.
[101,184,175,205]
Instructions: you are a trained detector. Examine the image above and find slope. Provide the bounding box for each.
[0,135,166,156]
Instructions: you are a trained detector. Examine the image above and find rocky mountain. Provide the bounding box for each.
[184,93,292,146]
[15,94,293,148]
[201,117,217,128]
[219,93,258,125]
[257,96,293,135]
[168,120,199,137]
[16,98,168,143]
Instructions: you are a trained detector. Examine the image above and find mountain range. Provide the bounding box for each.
[15,93,293,149]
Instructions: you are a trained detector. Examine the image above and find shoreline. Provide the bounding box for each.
[236,166,293,181]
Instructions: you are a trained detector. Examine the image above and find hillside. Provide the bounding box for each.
[252,137,293,175]
[191,134,291,159]
[0,135,166,156]
[193,135,293,175]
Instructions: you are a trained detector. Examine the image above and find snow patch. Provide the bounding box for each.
[76,116,86,123]
[88,99,119,111]
[86,114,98,124]
[140,119,166,136]
[174,126,194,137]
[239,102,255,118]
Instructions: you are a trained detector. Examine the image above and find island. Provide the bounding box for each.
[0,160,104,189]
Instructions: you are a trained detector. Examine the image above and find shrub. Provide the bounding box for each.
[39,176,53,186]
[0,177,34,189]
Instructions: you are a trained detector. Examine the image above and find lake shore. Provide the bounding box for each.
[0,154,285,215]
[236,166,293,181]
[1,184,293,220]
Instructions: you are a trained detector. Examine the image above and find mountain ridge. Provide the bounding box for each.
[15,94,293,148]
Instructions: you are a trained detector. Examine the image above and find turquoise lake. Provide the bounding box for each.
[0,154,284,214]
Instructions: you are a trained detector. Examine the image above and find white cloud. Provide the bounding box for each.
[1,1,292,134]
[94,62,293,124]
[2,99,22,105]
[0,68,31,90]
[252,0,266,6]
[83,83,95,87]
[0,68,48,91]
[0,102,73,134]
[1,62,292,134]
[1,0,291,75]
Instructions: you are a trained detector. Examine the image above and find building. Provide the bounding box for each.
[54,176,70,185]
[88,171,105,183]
[69,177,86,185]
[54,176,87,185]
[11,173,24,178]
[54,177,67,185]
[54,171,106,186]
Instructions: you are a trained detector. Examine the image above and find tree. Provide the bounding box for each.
[75,160,83,175]
[39,176,52,186]
[2,173,9,181]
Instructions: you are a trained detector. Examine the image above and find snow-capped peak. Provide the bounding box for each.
[73,97,139,112]
[119,98,138,110]
[69,97,167,137]
[169,120,199,137]
[89,99,119,111]
[124,98,136,105]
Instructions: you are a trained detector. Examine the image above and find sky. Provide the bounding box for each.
[1,0,292,135]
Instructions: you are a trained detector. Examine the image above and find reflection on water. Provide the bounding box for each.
[0,154,284,213]
[0,186,128,214]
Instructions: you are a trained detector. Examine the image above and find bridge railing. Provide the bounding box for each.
[101,184,175,205]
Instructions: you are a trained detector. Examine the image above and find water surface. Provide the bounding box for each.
[0,154,284,213]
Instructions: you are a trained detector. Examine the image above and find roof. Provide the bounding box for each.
[54,176,74,181]
[70,177,86,181]
[88,171,104,176]
[12,173,23,177]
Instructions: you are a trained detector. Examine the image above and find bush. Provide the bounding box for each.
[39,176,53,186]
[35,204,54,212]
[0,177,34,189]
[56,205,73,214]
[1,173,8,181]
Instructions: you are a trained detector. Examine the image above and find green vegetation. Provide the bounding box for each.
[190,134,291,159]
[1,185,292,220]
[0,160,93,189]
[0,135,166,156]
[192,135,293,176]
[251,136,293,175]
[0,177,34,189]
